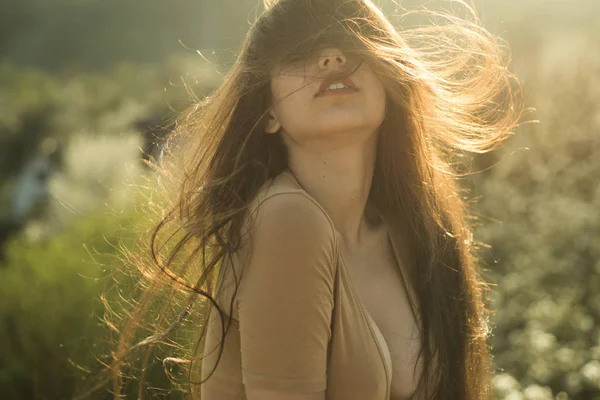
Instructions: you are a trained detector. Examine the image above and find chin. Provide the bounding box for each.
[319,125,378,140]
[317,118,380,135]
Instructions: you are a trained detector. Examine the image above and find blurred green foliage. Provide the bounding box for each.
[1,0,599,73]
[0,204,137,399]
[0,53,220,399]
[472,31,600,399]
[0,0,253,72]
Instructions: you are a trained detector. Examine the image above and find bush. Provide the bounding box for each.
[0,203,145,399]
[473,31,600,399]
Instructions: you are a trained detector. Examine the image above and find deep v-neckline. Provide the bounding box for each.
[279,169,419,399]
[336,233,393,400]
[336,215,419,400]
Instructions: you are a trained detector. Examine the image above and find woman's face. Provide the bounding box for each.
[266,47,386,146]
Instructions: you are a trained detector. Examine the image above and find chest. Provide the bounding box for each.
[341,235,424,400]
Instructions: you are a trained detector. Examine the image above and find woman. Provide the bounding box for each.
[100,0,525,399]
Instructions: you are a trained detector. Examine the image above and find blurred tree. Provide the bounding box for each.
[0,0,257,72]
[0,56,219,258]
[2,0,598,73]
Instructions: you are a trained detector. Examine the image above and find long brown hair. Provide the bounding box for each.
[83,0,526,399]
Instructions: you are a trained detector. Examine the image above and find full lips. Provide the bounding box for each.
[315,76,357,97]
[316,87,359,97]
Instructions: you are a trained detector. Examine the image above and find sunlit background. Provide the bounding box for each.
[0,0,599,399]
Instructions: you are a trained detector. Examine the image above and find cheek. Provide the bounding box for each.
[358,65,387,117]
[377,83,387,116]
[271,71,310,102]
[270,79,286,104]
[271,79,312,124]
[366,79,387,122]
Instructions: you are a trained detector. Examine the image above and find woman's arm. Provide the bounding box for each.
[236,192,337,400]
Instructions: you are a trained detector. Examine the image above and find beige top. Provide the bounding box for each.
[200,170,421,400]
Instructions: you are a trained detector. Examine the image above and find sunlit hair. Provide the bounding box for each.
[82,0,527,399]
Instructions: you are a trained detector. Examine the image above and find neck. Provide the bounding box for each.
[285,130,380,250]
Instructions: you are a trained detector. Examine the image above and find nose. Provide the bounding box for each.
[317,47,347,70]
